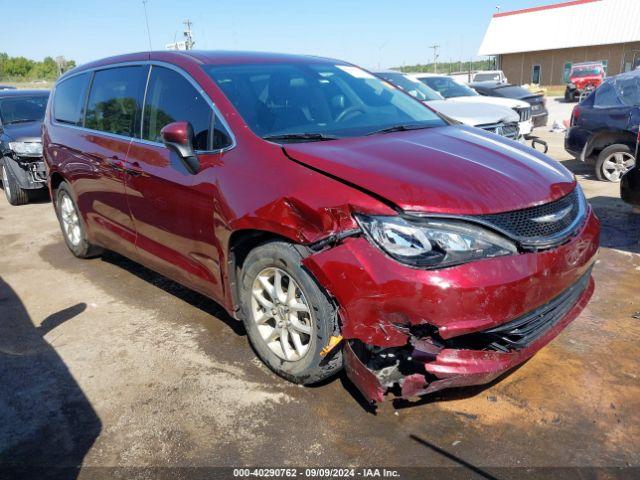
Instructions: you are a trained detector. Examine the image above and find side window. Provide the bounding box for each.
[143,66,231,150]
[85,66,146,136]
[53,73,91,125]
[594,82,622,108]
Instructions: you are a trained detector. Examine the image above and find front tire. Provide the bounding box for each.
[55,182,103,258]
[595,144,635,182]
[239,241,342,385]
[1,162,29,206]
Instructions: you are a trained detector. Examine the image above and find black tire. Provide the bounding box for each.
[1,162,29,206]
[564,89,573,103]
[54,182,103,258]
[595,144,635,182]
[239,241,342,385]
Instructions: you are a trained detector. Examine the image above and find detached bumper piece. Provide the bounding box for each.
[344,270,595,404]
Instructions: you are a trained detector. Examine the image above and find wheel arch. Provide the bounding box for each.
[586,130,636,159]
[226,229,305,319]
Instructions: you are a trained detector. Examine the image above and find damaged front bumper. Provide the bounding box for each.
[2,155,47,189]
[304,208,599,403]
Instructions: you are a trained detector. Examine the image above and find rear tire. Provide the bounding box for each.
[239,241,342,385]
[54,182,103,258]
[2,162,29,206]
[595,144,635,182]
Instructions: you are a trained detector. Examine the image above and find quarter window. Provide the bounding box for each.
[53,73,90,125]
[142,66,231,150]
[85,66,147,136]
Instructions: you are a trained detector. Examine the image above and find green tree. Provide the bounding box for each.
[3,56,34,77]
[0,53,77,80]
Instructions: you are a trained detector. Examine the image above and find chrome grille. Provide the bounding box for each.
[475,188,585,248]
[480,122,519,140]
[514,106,531,122]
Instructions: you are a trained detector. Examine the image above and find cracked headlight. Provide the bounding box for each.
[356,214,517,269]
[9,141,42,157]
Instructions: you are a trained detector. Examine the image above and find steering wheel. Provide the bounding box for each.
[335,106,366,123]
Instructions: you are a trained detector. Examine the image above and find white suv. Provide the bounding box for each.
[411,73,533,136]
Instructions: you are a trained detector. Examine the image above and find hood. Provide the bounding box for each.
[1,121,42,142]
[283,125,575,215]
[426,100,519,126]
[570,75,603,87]
[448,95,529,110]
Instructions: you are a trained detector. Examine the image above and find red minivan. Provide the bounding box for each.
[43,51,599,403]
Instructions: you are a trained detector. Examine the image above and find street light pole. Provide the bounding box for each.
[429,44,440,74]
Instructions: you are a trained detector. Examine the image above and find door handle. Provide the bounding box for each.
[124,161,145,177]
[105,156,126,172]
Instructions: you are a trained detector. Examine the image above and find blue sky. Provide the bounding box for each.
[3,0,552,68]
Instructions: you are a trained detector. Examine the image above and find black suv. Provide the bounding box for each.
[0,89,49,205]
[469,81,548,128]
[565,71,639,182]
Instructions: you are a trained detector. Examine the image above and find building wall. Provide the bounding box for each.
[499,41,640,85]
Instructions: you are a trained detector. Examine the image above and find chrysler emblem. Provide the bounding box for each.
[531,205,574,223]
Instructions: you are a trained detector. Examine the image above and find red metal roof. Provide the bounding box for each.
[494,0,600,18]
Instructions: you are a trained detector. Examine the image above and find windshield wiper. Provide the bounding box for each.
[262,133,339,142]
[366,124,433,136]
[4,119,38,125]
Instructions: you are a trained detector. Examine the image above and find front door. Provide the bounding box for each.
[125,65,233,300]
[76,65,148,256]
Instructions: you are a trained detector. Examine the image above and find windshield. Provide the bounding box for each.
[417,76,478,98]
[474,73,501,82]
[205,63,445,140]
[376,72,444,102]
[571,66,603,78]
[0,95,48,125]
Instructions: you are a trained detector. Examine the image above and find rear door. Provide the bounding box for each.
[75,65,148,256]
[125,64,233,298]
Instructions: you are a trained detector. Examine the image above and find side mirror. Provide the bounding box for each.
[160,121,200,174]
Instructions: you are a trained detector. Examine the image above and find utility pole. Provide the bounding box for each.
[377,41,389,70]
[142,0,152,50]
[429,44,440,73]
[183,19,195,50]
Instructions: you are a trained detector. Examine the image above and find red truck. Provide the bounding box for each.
[565,61,606,102]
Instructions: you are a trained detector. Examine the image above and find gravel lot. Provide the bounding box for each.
[1,106,639,479]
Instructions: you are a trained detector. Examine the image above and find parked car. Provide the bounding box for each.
[565,70,639,182]
[472,70,507,83]
[621,166,640,209]
[411,73,533,136]
[44,51,599,403]
[469,81,548,128]
[0,89,49,205]
[0,85,17,90]
[375,71,521,140]
[565,61,606,102]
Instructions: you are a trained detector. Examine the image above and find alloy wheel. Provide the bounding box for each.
[250,267,313,361]
[602,152,635,182]
[59,193,82,246]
